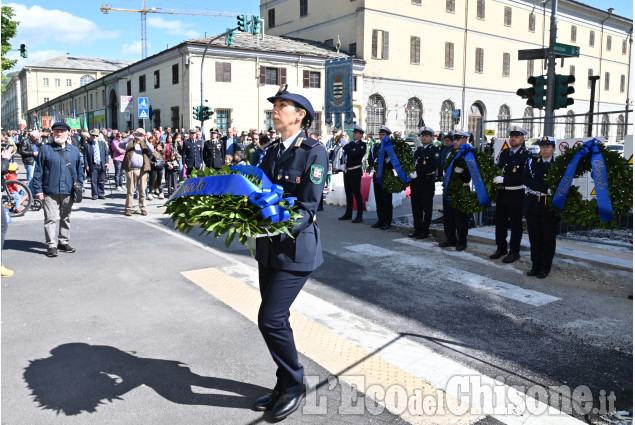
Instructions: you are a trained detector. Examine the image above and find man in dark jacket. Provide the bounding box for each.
[83,129,109,199]
[409,126,439,238]
[202,127,225,171]
[20,130,38,191]
[32,122,84,257]
[182,129,202,177]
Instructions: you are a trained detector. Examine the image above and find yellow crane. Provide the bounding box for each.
[100,1,242,59]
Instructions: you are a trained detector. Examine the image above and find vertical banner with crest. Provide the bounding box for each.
[325,57,354,129]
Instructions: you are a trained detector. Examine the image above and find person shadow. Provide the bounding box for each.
[23,343,268,416]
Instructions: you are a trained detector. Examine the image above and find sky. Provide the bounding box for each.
[3,0,633,73]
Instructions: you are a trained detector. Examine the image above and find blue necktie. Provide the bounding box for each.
[94,141,101,164]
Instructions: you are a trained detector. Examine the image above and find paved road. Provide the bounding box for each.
[1,184,631,424]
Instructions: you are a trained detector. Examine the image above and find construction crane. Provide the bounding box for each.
[100,1,242,59]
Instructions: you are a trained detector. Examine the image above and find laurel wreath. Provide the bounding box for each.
[443,148,501,213]
[544,144,632,228]
[380,137,416,194]
[164,166,301,255]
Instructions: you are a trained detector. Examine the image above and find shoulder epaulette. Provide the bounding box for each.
[301,137,320,148]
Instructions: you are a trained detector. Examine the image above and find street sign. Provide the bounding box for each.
[138,97,149,119]
[518,48,547,61]
[121,96,133,113]
[553,42,580,57]
[485,129,496,136]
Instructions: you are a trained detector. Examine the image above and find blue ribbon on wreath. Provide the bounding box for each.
[166,165,296,223]
[375,135,412,185]
[443,143,491,207]
[552,138,613,222]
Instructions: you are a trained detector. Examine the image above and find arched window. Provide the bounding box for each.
[439,99,454,132]
[365,94,386,136]
[601,114,610,138]
[497,104,510,137]
[468,103,483,135]
[405,97,423,136]
[617,114,626,141]
[80,75,95,87]
[565,110,575,138]
[523,107,534,138]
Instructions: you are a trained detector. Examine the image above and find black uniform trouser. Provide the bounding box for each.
[526,211,558,274]
[258,263,311,393]
[343,168,363,218]
[443,198,469,245]
[411,186,434,234]
[373,180,392,226]
[89,167,106,197]
[495,191,525,254]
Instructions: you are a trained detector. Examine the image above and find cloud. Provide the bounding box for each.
[147,16,201,38]
[7,3,120,45]
[121,41,146,56]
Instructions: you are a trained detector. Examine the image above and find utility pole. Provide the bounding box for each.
[544,0,558,136]
[587,75,600,137]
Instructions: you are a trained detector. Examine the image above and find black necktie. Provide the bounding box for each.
[277,143,285,158]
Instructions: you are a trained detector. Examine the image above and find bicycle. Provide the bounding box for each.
[2,165,34,217]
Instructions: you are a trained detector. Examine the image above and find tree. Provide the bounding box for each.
[1,5,20,94]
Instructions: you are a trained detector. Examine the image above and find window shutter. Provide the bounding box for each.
[571,26,577,42]
[372,30,378,58]
[216,62,223,82]
[224,62,231,82]
[590,31,595,47]
[260,66,266,85]
[280,67,287,85]
[504,7,511,26]
[382,31,389,59]
[303,70,310,88]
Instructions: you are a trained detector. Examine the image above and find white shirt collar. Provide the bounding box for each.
[281,130,302,151]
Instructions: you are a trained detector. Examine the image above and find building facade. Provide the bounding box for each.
[261,0,632,141]
[1,56,132,130]
[24,33,363,137]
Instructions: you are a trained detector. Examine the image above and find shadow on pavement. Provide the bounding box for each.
[4,239,45,254]
[23,343,269,415]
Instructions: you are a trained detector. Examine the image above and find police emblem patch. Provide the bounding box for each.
[310,164,324,184]
[296,176,301,183]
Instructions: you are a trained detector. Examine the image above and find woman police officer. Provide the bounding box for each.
[252,85,329,420]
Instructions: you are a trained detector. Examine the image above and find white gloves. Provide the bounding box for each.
[340,164,346,171]
[493,176,504,184]
[409,171,417,179]
[454,167,464,174]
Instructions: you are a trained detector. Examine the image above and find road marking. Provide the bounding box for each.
[344,244,560,307]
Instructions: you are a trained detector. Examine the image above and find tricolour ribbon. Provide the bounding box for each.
[375,136,412,185]
[166,165,296,223]
[443,143,491,207]
[552,138,613,222]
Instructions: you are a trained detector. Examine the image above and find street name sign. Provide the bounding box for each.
[553,42,580,57]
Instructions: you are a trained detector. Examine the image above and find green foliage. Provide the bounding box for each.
[545,143,632,228]
[164,165,301,255]
[380,136,416,193]
[1,5,19,94]
[444,147,501,213]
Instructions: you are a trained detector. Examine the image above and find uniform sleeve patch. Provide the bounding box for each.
[310,164,324,184]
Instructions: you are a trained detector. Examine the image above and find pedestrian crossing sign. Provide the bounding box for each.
[590,187,596,196]
[139,110,149,119]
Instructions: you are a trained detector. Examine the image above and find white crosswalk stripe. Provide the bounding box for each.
[344,243,560,307]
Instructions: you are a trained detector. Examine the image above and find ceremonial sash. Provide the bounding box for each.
[375,135,412,185]
[167,165,296,223]
[443,143,491,207]
[552,138,613,222]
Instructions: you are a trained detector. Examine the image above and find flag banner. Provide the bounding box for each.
[67,118,81,130]
[41,117,53,129]
[325,57,354,127]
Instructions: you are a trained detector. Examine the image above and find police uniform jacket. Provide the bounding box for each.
[496,146,531,204]
[182,138,202,170]
[256,133,329,272]
[445,148,472,186]
[368,142,392,177]
[342,139,366,168]
[411,143,439,191]
[202,138,225,170]
[523,156,553,216]
[437,145,453,179]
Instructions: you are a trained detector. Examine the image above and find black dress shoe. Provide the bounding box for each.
[416,233,429,239]
[270,386,306,421]
[46,247,58,257]
[380,224,391,230]
[408,231,422,238]
[352,217,363,223]
[338,215,352,220]
[98,196,106,199]
[371,222,382,228]
[489,248,507,259]
[438,240,457,247]
[527,267,539,276]
[57,244,76,253]
[536,270,549,279]
[251,390,280,411]
[456,244,467,251]
[502,252,520,263]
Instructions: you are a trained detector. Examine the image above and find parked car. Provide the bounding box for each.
[604,144,625,156]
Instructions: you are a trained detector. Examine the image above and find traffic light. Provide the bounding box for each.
[516,75,546,110]
[226,30,236,46]
[237,15,248,32]
[251,16,263,35]
[200,106,214,121]
[193,106,201,121]
[19,44,27,58]
[553,74,575,110]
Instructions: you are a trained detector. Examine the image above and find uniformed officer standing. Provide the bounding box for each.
[338,124,367,223]
[202,127,225,171]
[490,125,531,263]
[437,132,453,181]
[523,136,559,279]
[252,85,329,421]
[439,131,472,251]
[408,126,439,238]
[369,125,394,230]
[182,129,202,177]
